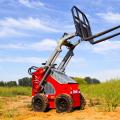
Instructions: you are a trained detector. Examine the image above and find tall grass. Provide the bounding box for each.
[80,79,120,111]
[0,87,31,97]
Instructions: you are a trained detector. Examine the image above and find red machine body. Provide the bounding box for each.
[32,67,81,108]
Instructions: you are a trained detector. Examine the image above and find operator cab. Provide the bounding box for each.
[51,69,77,84]
[44,69,77,95]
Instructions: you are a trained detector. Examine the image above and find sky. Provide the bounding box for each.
[0,0,120,82]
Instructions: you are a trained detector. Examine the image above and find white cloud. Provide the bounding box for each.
[92,40,120,54]
[0,17,59,34]
[0,39,57,51]
[0,56,46,64]
[75,40,120,54]
[0,15,75,37]
[66,68,120,82]
[0,56,86,65]
[70,57,87,66]
[89,69,120,81]
[7,38,118,53]
[0,27,28,37]
[97,12,120,23]
[66,56,87,77]
[0,17,60,37]
[19,0,45,8]
[29,39,57,51]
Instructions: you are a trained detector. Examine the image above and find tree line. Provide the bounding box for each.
[0,77,32,87]
[0,76,100,87]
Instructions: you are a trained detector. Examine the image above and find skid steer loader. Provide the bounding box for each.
[28,6,120,112]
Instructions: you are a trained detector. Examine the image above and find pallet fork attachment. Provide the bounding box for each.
[71,6,120,44]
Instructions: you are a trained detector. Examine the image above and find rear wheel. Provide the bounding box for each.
[32,94,48,112]
[80,94,86,110]
[55,94,73,113]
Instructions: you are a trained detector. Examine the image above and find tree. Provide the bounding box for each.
[84,77,100,84]
[6,81,17,87]
[84,77,92,84]
[92,78,100,84]
[0,81,6,86]
[18,77,32,86]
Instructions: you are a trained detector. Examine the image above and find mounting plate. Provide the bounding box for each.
[71,6,93,43]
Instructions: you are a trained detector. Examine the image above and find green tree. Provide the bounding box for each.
[6,81,17,87]
[18,77,32,86]
[0,81,6,86]
[84,77,100,84]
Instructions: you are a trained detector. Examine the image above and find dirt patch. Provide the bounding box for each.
[0,96,120,120]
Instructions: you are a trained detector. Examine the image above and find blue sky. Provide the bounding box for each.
[0,0,120,82]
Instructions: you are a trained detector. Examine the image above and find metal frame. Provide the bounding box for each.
[71,6,120,44]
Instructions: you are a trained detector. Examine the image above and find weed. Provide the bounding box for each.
[0,87,31,97]
[4,108,19,118]
[80,79,120,111]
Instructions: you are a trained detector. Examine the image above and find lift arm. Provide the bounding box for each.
[39,33,77,89]
[57,39,80,72]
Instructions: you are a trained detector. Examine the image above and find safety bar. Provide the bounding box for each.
[28,66,38,75]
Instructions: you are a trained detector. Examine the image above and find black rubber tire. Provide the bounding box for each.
[80,94,86,110]
[32,94,48,112]
[55,94,73,113]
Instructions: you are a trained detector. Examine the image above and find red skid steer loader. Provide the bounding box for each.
[28,6,120,112]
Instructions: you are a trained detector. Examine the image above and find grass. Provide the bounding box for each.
[80,79,120,111]
[4,108,19,118]
[0,99,4,116]
[0,86,31,97]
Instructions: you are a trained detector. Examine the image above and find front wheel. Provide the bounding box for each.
[55,94,73,113]
[32,94,48,112]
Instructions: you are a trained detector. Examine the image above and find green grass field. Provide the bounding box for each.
[0,86,31,97]
[80,79,120,111]
[0,79,120,111]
